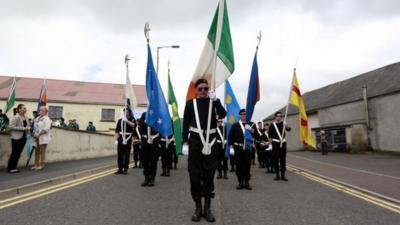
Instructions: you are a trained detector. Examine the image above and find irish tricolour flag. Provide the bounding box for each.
[186,0,235,100]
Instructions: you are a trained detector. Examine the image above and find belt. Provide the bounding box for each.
[141,134,159,139]
[233,143,244,147]
[217,140,222,143]
[189,127,216,135]
[272,138,286,143]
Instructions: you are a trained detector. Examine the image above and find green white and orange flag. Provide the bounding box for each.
[289,69,316,149]
[186,0,234,100]
[168,65,183,155]
[5,77,16,114]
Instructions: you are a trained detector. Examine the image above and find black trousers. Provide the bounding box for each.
[8,136,27,171]
[233,146,252,182]
[217,143,228,172]
[272,142,287,174]
[172,148,178,165]
[141,141,160,179]
[117,141,131,171]
[321,142,328,155]
[161,144,173,169]
[229,154,236,169]
[188,134,218,201]
[255,143,265,165]
[265,150,273,169]
[133,143,141,163]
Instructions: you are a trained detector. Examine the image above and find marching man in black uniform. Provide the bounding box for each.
[216,119,228,179]
[114,109,136,175]
[229,109,253,190]
[261,123,273,173]
[268,111,291,181]
[160,134,174,177]
[132,123,142,168]
[138,112,160,187]
[183,78,226,222]
[253,121,265,168]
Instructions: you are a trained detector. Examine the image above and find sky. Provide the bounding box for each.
[0,0,399,121]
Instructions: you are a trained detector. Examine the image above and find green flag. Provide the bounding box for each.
[5,77,16,114]
[168,68,183,155]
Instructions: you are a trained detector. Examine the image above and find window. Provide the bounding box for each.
[48,106,63,120]
[101,109,115,122]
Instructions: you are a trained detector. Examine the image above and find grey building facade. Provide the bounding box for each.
[264,62,400,152]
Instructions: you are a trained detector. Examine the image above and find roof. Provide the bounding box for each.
[264,61,400,120]
[0,75,147,106]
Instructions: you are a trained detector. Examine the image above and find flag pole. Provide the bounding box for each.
[282,68,295,147]
[203,0,225,155]
[144,22,153,144]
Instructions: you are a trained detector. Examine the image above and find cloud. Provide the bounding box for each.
[0,0,399,122]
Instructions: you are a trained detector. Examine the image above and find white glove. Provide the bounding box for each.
[114,140,118,146]
[208,91,217,101]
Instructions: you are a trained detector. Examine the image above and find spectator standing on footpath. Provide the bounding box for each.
[86,121,96,132]
[7,104,31,173]
[32,106,52,170]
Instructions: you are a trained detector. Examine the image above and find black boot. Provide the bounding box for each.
[115,169,123,175]
[274,172,280,181]
[223,170,228,179]
[281,172,288,181]
[165,168,170,176]
[203,197,216,222]
[160,168,166,176]
[138,163,143,168]
[141,176,149,186]
[191,199,202,222]
[244,180,252,190]
[217,171,222,179]
[148,177,155,186]
[133,162,138,168]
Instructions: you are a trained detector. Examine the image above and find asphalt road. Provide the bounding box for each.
[288,151,400,201]
[1,156,399,225]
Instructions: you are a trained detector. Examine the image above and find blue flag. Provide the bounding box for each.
[145,44,173,137]
[36,81,47,118]
[245,52,260,124]
[224,80,240,157]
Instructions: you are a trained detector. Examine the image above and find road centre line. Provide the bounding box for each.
[287,165,400,214]
[0,168,116,209]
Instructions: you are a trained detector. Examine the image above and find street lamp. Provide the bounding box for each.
[156,45,180,74]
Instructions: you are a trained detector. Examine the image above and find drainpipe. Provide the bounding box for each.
[362,85,371,149]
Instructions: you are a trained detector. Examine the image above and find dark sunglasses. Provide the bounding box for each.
[197,87,209,92]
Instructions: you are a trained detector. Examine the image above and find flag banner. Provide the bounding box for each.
[25,133,33,157]
[145,44,173,137]
[245,52,260,124]
[186,0,234,100]
[168,69,183,155]
[5,77,16,114]
[289,69,316,149]
[125,65,137,120]
[224,80,240,157]
[36,80,47,117]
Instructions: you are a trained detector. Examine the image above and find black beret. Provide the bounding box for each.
[195,78,208,87]
[239,109,246,114]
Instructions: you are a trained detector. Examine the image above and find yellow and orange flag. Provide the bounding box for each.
[289,69,316,149]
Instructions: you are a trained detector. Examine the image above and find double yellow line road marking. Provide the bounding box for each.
[287,164,400,214]
[0,168,116,210]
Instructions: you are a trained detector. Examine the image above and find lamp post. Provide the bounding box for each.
[156,45,180,74]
